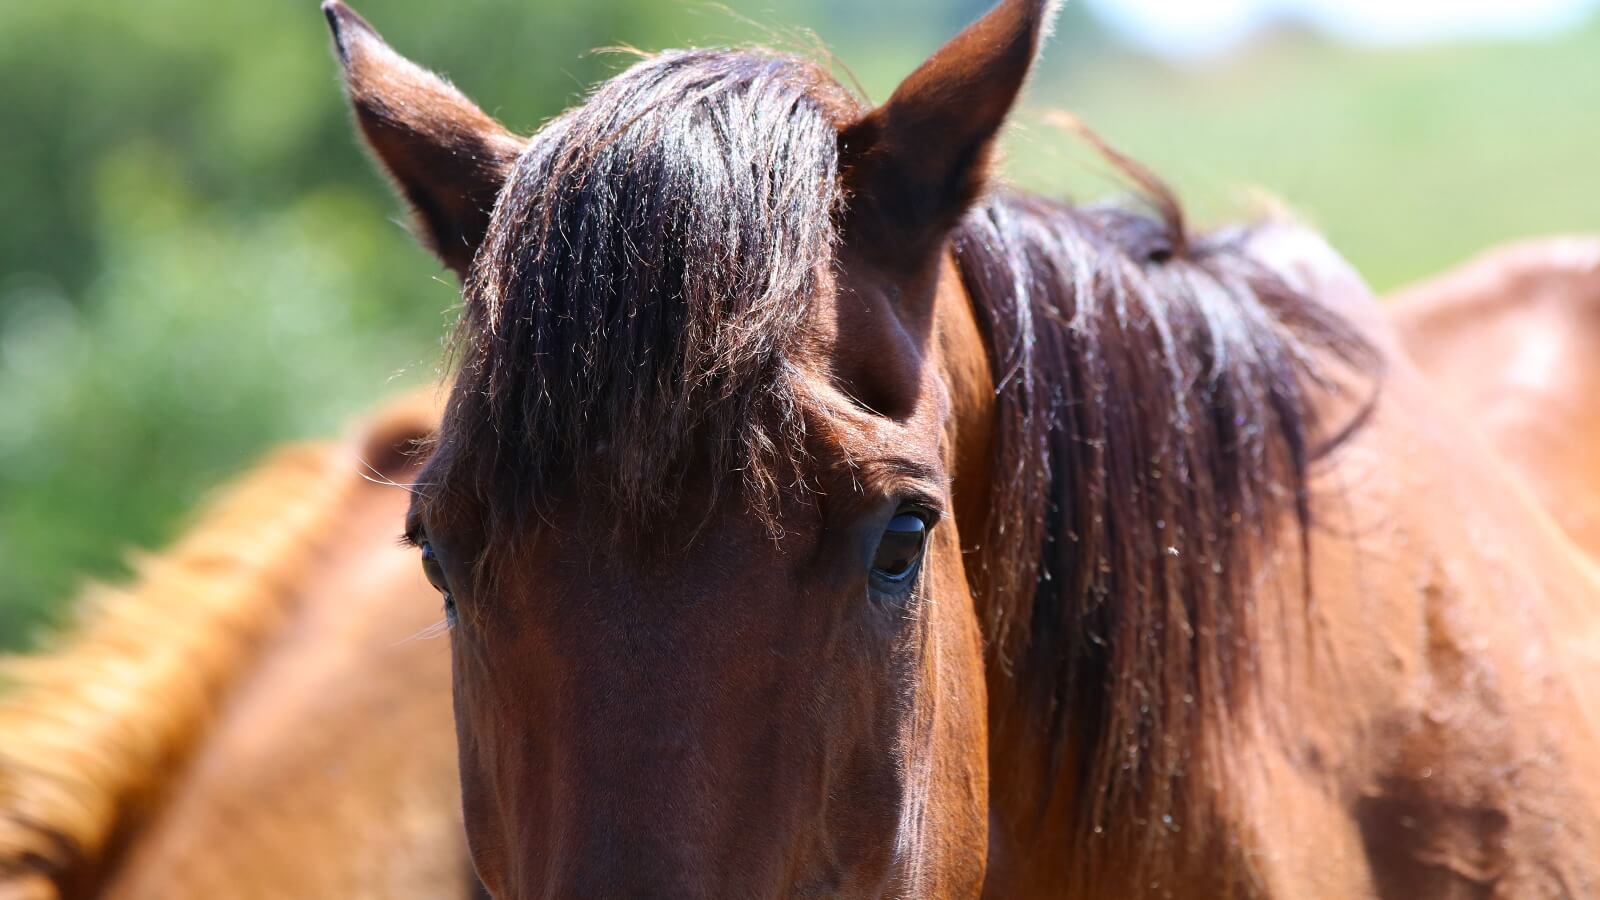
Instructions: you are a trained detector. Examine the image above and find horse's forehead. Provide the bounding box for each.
[793,247,956,425]
[791,341,954,493]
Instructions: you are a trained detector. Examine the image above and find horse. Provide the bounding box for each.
[325,0,1600,894]
[0,393,479,900]
[1,245,1595,900]
[5,1,1599,896]
[0,244,1594,900]
[1393,238,1600,559]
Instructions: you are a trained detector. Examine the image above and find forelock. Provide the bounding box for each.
[433,49,859,537]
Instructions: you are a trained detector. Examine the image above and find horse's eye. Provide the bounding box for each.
[420,542,449,593]
[871,513,928,585]
[420,542,457,623]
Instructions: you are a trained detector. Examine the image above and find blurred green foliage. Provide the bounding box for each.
[0,1,1595,650]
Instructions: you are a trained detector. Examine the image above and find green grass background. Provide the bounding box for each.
[1,1,1595,650]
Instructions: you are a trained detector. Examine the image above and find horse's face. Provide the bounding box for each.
[327,0,1055,894]
[425,264,985,897]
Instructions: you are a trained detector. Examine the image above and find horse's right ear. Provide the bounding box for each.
[324,1,524,281]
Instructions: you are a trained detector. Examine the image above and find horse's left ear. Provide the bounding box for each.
[840,0,1060,253]
[324,1,526,280]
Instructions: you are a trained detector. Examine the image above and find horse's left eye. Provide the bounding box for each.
[420,542,449,593]
[871,513,928,585]
[420,542,457,623]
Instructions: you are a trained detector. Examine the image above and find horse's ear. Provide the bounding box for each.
[324,1,525,280]
[840,0,1059,254]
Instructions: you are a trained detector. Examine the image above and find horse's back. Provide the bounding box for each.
[2,392,469,900]
[99,391,468,900]
[1392,238,1600,558]
[2,440,362,897]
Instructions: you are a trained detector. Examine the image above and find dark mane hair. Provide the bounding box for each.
[953,191,1374,887]
[431,49,859,531]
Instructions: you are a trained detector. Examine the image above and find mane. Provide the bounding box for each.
[0,394,438,896]
[952,191,1376,890]
[429,49,859,536]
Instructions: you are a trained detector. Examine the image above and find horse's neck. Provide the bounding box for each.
[1235,232,1600,896]
[1264,338,1600,896]
[973,224,1600,897]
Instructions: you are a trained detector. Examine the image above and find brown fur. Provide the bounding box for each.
[0,392,466,900]
[0,442,365,896]
[98,391,473,900]
[1393,238,1600,558]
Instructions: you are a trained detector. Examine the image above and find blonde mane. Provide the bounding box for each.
[0,392,440,898]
